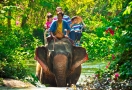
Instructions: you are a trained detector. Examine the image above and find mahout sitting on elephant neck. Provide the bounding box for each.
[46,36,74,46]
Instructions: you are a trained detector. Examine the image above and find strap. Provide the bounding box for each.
[48,38,55,52]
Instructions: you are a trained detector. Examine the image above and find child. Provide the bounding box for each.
[44,12,53,36]
[70,16,86,46]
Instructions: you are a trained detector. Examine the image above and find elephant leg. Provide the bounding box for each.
[36,63,45,84]
[39,69,57,87]
[67,65,81,86]
[36,62,56,86]
[40,67,45,84]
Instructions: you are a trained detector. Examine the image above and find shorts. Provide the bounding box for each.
[75,32,82,41]
[69,31,82,41]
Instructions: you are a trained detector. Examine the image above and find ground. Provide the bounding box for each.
[0,78,35,89]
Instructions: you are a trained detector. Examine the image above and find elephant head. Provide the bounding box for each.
[35,38,88,87]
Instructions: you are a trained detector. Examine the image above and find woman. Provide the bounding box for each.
[44,12,53,36]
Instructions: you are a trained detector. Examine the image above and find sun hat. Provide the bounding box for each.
[71,16,82,24]
[47,12,53,18]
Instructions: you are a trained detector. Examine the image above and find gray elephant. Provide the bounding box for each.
[34,38,88,87]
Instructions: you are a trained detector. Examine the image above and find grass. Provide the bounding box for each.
[27,64,36,75]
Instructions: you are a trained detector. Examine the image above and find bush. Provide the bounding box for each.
[0,25,40,79]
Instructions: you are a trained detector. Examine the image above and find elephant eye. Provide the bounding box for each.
[67,52,69,56]
[66,52,70,57]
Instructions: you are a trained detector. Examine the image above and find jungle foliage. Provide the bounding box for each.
[0,0,132,80]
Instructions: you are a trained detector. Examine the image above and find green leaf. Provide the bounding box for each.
[127,6,131,14]
[1,10,6,13]
[123,6,132,15]
[129,1,132,6]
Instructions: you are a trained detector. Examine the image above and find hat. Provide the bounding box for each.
[71,16,78,21]
[71,16,82,24]
[47,12,53,18]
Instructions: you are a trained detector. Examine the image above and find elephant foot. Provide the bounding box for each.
[66,66,81,86]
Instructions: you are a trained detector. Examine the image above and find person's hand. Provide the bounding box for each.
[44,24,47,29]
[83,25,86,28]
[65,35,69,38]
[70,23,74,27]
[52,35,57,39]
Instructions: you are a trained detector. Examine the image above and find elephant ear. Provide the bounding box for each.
[34,46,49,72]
[71,46,88,70]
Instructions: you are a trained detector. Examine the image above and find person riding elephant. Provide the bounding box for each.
[34,38,88,87]
[53,7,71,26]
[50,11,70,39]
[46,11,74,44]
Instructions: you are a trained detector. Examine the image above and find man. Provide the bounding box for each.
[53,7,71,25]
[49,11,71,40]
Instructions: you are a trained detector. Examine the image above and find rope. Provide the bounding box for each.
[49,38,55,52]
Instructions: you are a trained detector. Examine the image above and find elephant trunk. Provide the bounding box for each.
[53,54,68,87]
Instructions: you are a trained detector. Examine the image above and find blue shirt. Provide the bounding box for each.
[49,20,71,34]
[71,24,82,31]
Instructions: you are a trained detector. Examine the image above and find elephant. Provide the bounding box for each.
[34,38,88,87]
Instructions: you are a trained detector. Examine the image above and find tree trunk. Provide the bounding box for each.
[21,0,33,28]
[8,10,11,28]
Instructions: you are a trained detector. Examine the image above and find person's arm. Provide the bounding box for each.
[64,21,71,37]
[44,23,47,29]
[50,31,54,37]
[66,30,70,36]
[81,21,86,28]
[50,32,57,39]
[70,22,74,28]
[49,21,57,39]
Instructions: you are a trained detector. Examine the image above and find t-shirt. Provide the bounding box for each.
[71,24,82,31]
[49,20,71,34]
[45,21,52,30]
[55,22,63,35]
[53,15,71,25]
